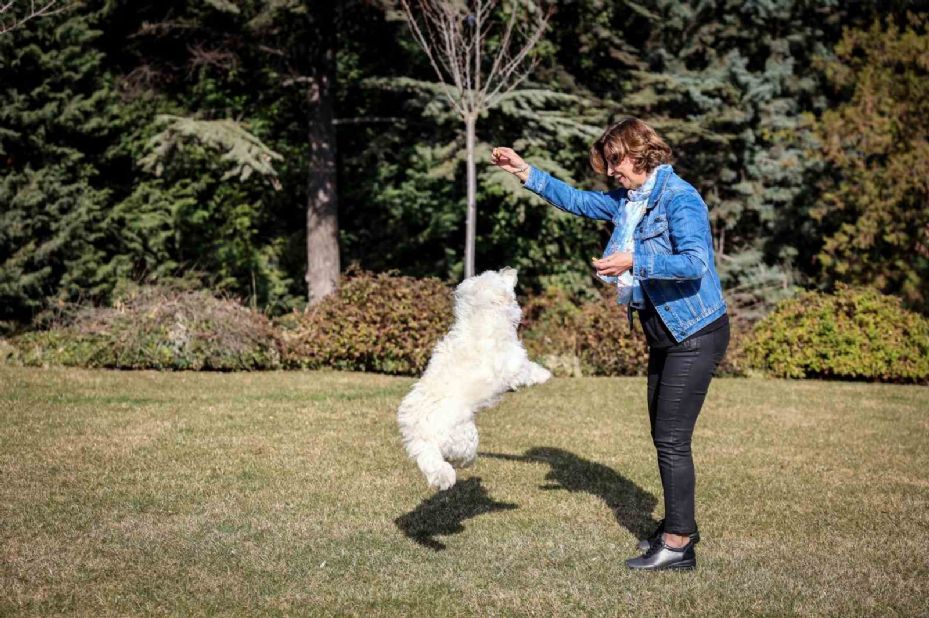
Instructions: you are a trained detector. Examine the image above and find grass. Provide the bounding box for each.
[1,366,928,617]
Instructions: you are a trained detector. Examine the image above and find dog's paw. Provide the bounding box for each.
[426,462,456,491]
[529,362,552,384]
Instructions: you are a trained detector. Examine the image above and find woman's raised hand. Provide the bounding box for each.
[490,147,527,174]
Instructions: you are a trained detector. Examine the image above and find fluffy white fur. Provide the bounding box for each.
[397,267,552,490]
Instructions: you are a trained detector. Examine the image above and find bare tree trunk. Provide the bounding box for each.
[464,112,477,279]
[305,10,340,307]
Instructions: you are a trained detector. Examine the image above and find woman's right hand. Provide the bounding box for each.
[491,147,530,181]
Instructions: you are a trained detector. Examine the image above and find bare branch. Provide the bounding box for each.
[257,44,286,58]
[436,2,466,96]
[479,0,520,107]
[398,0,466,115]
[115,63,173,100]
[459,7,473,108]
[417,3,456,82]
[332,116,407,125]
[130,19,199,39]
[486,51,542,108]
[187,43,239,77]
[0,0,64,35]
[282,75,314,87]
[398,0,550,116]
[483,1,552,107]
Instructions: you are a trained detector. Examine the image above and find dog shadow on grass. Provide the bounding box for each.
[394,477,518,551]
[481,447,659,540]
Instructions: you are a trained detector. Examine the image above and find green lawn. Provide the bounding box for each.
[1,366,927,617]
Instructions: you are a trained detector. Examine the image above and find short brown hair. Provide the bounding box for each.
[589,117,673,176]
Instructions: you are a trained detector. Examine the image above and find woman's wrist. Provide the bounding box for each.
[515,163,530,183]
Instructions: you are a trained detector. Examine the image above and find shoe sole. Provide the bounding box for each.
[627,559,697,572]
[667,559,696,571]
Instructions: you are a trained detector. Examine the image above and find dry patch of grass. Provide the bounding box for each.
[1,367,928,616]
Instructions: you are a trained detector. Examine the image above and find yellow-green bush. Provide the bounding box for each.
[278,271,453,375]
[10,285,282,370]
[744,284,929,383]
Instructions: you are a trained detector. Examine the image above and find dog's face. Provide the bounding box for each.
[499,266,517,289]
[453,268,521,323]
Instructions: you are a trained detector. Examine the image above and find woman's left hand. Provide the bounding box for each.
[591,251,634,277]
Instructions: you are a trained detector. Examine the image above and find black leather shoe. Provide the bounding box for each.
[625,537,697,571]
[636,519,700,553]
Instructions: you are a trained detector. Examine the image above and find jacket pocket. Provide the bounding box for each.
[639,218,668,239]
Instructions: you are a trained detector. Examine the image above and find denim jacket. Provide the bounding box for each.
[523,164,727,342]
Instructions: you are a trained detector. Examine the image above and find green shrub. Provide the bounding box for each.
[278,271,453,375]
[0,338,18,364]
[715,316,753,378]
[11,284,282,370]
[744,284,929,383]
[522,287,650,376]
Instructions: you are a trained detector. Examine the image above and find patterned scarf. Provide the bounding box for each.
[597,164,668,304]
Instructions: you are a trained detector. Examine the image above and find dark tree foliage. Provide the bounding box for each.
[1,0,924,334]
[811,12,929,312]
[0,10,121,327]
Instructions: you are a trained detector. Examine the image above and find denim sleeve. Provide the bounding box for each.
[523,166,623,222]
[633,191,710,281]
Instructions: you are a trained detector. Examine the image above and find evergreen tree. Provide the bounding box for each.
[0,9,121,330]
[606,0,844,317]
[0,0,314,329]
[4,0,923,332]
[810,13,929,312]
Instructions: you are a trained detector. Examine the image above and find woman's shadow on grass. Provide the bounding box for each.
[481,447,659,540]
[394,477,518,551]
[395,448,658,551]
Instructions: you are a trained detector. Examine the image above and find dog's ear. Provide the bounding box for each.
[500,267,518,288]
[454,276,474,300]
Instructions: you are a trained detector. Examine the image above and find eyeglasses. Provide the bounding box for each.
[605,152,625,166]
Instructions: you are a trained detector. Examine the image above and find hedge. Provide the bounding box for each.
[10,284,282,371]
[277,270,453,375]
[7,276,925,384]
[744,283,929,383]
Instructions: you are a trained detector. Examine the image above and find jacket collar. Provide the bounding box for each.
[646,164,674,211]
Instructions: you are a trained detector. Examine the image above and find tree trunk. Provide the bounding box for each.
[305,11,340,307]
[464,112,477,279]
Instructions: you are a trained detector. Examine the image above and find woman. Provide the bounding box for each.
[490,117,729,572]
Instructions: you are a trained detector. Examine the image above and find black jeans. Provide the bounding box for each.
[646,321,730,535]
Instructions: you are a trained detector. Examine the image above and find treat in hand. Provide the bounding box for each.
[490,147,527,175]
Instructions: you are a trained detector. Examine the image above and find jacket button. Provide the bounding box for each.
[663,306,669,311]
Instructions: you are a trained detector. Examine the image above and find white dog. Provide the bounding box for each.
[397,267,552,490]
